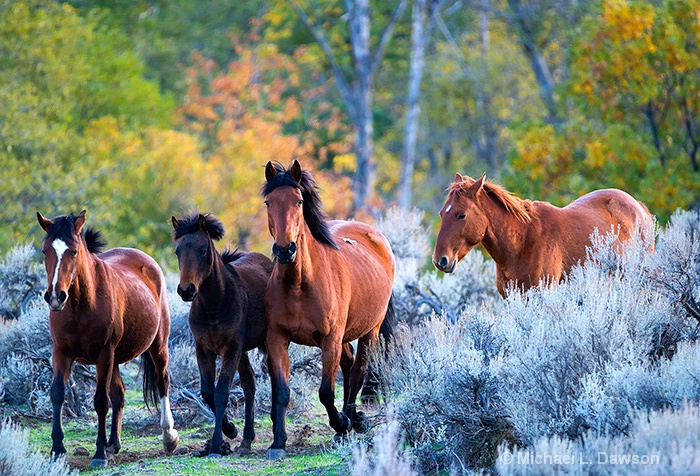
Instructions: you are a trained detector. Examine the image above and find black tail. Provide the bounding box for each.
[140,351,160,412]
[361,294,396,404]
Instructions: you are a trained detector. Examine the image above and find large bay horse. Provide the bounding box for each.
[171,212,273,457]
[262,160,395,460]
[36,210,178,468]
[433,173,654,296]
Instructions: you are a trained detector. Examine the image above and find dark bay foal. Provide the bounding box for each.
[171,212,273,456]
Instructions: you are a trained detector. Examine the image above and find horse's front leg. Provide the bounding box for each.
[208,346,243,457]
[90,351,115,468]
[106,364,124,457]
[49,353,74,460]
[266,330,290,460]
[235,352,256,455]
[319,334,351,440]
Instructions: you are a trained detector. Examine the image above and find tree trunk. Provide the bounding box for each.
[506,0,558,124]
[398,0,439,209]
[349,0,375,212]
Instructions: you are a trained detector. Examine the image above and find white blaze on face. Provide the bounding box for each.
[446,204,452,213]
[50,239,69,298]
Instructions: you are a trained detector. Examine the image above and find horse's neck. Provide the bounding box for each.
[480,198,533,266]
[199,255,233,312]
[72,250,99,309]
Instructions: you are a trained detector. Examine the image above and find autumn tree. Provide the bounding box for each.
[180,26,354,251]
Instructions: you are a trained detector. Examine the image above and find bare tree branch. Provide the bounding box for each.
[369,0,409,78]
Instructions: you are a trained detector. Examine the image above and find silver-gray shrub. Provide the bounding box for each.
[496,402,700,475]
[0,245,43,320]
[375,309,510,472]
[0,418,77,476]
[350,413,417,476]
[0,299,93,417]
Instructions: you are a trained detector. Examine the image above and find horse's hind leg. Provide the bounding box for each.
[91,351,115,468]
[106,364,125,457]
[235,352,256,455]
[344,331,379,433]
[319,334,351,440]
[340,343,354,409]
[148,339,179,454]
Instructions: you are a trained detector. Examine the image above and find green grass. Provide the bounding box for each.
[19,372,356,475]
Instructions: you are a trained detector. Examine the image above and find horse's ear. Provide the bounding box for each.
[74,210,86,235]
[467,173,486,197]
[198,214,209,234]
[265,161,277,182]
[454,172,464,183]
[171,216,180,230]
[289,159,302,183]
[37,212,53,232]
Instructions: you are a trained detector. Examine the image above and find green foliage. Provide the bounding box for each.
[505,0,700,221]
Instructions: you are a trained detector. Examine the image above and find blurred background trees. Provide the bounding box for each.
[2,0,699,264]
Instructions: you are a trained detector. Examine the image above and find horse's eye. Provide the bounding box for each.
[72,250,77,256]
[264,201,270,208]
[458,214,466,220]
[298,200,303,207]
[42,250,46,255]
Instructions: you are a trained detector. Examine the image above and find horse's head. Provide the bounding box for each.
[433,173,488,273]
[36,210,87,311]
[171,213,224,302]
[263,160,305,264]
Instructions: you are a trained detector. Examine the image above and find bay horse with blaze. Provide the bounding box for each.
[171,212,273,457]
[433,174,654,296]
[36,210,178,468]
[262,160,396,460]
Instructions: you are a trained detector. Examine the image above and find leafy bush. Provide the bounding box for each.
[0,418,77,476]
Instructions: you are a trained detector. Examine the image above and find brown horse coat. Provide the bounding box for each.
[262,160,395,459]
[37,210,177,468]
[433,174,654,296]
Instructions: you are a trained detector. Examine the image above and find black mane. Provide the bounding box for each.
[172,211,226,241]
[222,247,244,264]
[262,162,339,250]
[44,214,105,254]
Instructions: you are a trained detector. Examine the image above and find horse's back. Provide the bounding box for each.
[563,188,653,237]
[100,247,167,301]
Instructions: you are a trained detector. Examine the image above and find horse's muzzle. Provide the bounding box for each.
[272,242,297,265]
[45,290,67,311]
[177,283,197,302]
[434,256,456,273]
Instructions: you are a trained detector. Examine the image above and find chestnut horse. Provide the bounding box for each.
[36,210,178,468]
[433,174,654,296]
[171,212,273,457]
[262,160,395,460]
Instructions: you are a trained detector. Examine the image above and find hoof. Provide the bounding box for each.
[235,446,252,456]
[352,411,370,433]
[266,448,286,460]
[163,429,179,454]
[333,432,351,445]
[89,458,108,469]
[207,453,222,459]
[223,422,238,440]
[338,411,352,433]
[49,452,67,463]
[106,444,120,458]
